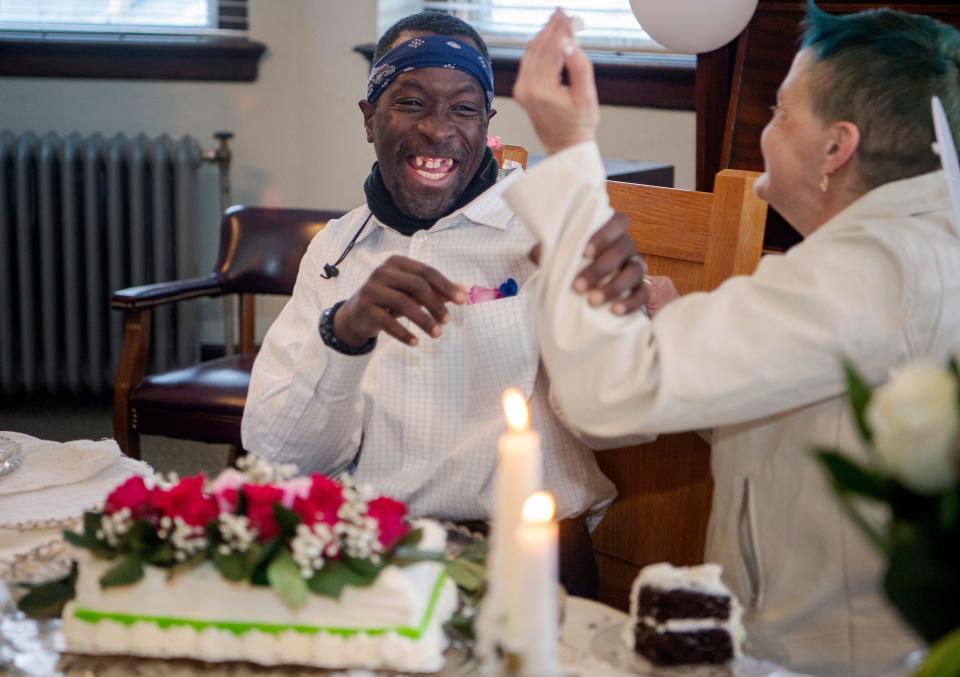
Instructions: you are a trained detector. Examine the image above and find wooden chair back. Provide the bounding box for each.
[593,169,768,610]
[215,206,343,354]
[491,143,529,170]
[501,144,528,169]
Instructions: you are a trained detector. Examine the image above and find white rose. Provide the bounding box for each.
[866,361,960,494]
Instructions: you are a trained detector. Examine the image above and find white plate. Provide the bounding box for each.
[590,623,809,677]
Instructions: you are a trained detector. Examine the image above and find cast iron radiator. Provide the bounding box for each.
[0,131,204,396]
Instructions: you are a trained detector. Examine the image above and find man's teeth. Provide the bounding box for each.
[417,169,447,181]
[413,156,454,170]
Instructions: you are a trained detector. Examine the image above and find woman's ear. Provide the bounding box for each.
[825,120,860,173]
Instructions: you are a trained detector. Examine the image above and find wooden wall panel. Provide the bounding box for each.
[697,1,960,249]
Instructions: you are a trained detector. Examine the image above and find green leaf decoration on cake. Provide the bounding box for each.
[445,558,485,592]
[343,555,383,584]
[144,542,177,567]
[166,551,206,581]
[307,559,369,599]
[16,562,78,619]
[125,520,160,555]
[214,549,253,581]
[267,548,309,609]
[83,511,102,538]
[251,537,282,586]
[272,503,301,538]
[99,555,145,589]
[64,529,114,558]
[391,527,423,551]
[389,529,446,566]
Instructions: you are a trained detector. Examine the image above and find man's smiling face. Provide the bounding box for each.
[359,32,495,221]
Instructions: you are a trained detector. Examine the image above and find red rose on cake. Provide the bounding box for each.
[103,475,154,519]
[289,473,345,526]
[152,474,219,527]
[367,495,409,548]
[242,483,285,542]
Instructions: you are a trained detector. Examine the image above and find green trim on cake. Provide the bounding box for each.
[73,570,448,640]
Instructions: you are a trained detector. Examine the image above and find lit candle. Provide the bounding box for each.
[493,388,542,649]
[517,491,559,676]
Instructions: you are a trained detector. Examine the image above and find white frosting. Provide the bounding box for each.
[63,519,458,672]
[622,562,745,659]
[636,562,729,594]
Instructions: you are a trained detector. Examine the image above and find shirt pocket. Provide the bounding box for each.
[462,293,539,419]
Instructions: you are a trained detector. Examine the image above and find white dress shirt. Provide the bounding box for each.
[241,171,616,524]
[503,141,960,676]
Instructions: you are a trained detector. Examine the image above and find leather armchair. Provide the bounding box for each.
[112,206,344,459]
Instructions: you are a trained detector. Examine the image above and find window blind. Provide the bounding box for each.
[422,0,662,52]
[0,0,248,37]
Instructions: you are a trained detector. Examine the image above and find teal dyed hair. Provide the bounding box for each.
[801,1,960,190]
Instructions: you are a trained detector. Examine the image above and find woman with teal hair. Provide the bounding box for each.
[506,3,960,675]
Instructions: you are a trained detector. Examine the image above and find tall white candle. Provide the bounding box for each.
[517,491,559,676]
[493,388,542,649]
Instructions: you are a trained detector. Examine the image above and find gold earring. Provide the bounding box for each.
[819,173,830,192]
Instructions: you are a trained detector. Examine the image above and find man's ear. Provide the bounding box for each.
[487,107,498,123]
[358,100,376,144]
[824,120,860,174]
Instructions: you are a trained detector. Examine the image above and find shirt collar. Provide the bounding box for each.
[815,169,952,239]
[356,168,523,244]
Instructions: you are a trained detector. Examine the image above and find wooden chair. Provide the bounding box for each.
[593,169,768,610]
[491,143,528,170]
[111,206,344,459]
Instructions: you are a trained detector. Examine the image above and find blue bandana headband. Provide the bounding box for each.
[367,35,495,109]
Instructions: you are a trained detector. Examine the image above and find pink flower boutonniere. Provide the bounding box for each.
[467,277,518,305]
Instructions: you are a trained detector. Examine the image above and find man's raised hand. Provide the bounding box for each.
[333,255,467,348]
[512,9,599,155]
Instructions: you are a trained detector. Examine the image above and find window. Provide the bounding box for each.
[423,0,664,53]
[0,0,263,81]
[0,0,248,38]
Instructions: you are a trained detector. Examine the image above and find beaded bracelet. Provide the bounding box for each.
[319,300,377,356]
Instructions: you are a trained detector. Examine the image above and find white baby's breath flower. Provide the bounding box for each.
[866,361,960,494]
[218,513,257,554]
[236,455,298,484]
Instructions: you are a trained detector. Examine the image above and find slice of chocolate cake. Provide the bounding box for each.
[624,563,745,666]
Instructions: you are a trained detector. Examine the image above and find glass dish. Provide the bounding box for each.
[0,437,24,480]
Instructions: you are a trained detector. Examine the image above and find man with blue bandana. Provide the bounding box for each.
[242,12,652,598]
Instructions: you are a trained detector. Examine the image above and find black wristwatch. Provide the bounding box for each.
[319,300,377,356]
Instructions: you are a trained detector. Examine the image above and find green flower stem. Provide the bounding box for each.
[836,491,889,554]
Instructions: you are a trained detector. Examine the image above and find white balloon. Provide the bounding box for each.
[630,0,759,54]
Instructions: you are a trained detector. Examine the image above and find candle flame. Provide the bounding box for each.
[522,491,556,524]
[502,388,530,432]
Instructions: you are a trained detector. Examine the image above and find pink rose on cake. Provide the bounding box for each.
[209,468,246,513]
[367,496,409,548]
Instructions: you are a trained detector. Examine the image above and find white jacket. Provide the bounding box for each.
[504,142,960,676]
